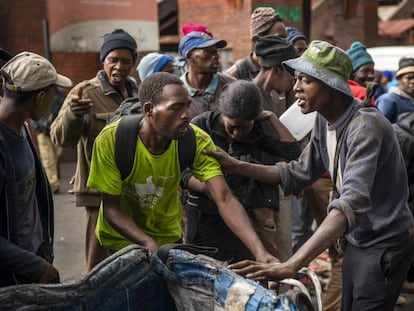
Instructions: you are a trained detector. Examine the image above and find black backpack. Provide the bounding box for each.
[113,97,196,180]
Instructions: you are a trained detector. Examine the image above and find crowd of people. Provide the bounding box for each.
[0,6,414,311]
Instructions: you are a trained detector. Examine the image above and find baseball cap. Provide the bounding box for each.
[178,31,227,57]
[1,51,72,92]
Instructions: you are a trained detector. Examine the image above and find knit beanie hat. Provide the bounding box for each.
[286,27,307,44]
[396,57,414,79]
[250,7,282,41]
[255,35,298,68]
[137,52,173,81]
[346,41,374,72]
[182,23,213,37]
[99,29,138,62]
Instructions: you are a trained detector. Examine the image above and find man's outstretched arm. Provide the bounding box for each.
[229,209,347,281]
[102,194,159,252]
[203,147,282,185]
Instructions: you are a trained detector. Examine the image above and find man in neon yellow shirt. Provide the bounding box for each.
[87,72,276,263]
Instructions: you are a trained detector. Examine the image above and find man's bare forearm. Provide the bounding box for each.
[287,209,347,271]
[233,160,282,185]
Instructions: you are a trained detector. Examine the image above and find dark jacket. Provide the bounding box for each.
[182,111,300,213]
[376,88,414,123]
[393,112,414,211]
[180,73,236,119]
[278,102,413,247]
[225,54,259,81]
[0,124,54,287]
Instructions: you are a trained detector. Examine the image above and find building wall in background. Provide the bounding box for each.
[0,0,98,86]
[48,0,158,52]
[311,0,379,49]
[178,0,303,66]
[0,0,47,56]
[0,0,151,86]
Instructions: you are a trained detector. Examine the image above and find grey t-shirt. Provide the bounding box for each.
[0,122,43,253]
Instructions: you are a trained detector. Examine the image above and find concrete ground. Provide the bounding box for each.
[52,159,414,310]
[53,160,87,282]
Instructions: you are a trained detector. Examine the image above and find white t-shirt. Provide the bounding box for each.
[327,127,342,192]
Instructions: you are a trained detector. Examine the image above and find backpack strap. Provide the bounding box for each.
[115,114,143,180]
[110,96,142,123]
[177,125,196,171]
[115,116,196,180]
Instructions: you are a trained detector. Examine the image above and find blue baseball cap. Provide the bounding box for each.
[179,31,227,57]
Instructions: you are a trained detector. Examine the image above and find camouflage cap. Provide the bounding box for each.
[282,40,353,98]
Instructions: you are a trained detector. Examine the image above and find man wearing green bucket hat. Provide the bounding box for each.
[205,40,414,310]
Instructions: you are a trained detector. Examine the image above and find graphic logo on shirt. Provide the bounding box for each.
[123,176,164,209]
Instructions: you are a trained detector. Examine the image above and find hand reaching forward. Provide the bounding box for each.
[37,262,60,284]
[202,146,240,175]
[70,86,93,118]
[142,238,159,253]
[257,110,277,121]
[228,260,296,282]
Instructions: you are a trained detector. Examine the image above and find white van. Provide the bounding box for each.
[367,46,414,72]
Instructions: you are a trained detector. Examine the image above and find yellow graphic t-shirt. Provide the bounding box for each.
[87,120,222,251]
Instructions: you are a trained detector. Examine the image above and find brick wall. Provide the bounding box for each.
[178,0,304,64]
[0,0,101,87]
[311,0,379,49]
[52,52,101,87]
[0,0,46,55]
[178,0,252,62]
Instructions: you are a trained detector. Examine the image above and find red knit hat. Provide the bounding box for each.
[182,23,213,37]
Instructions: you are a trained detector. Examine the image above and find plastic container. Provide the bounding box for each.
[279,100,317,141]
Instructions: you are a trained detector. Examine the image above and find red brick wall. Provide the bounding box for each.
[0,0,46,55]
[0,0,101,86]
[311,0,379,49]
[52,52,101,86]
[178,0,305,63]
[178,0,253,61]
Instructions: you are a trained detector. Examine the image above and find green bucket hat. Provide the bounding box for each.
[282,40,353,98]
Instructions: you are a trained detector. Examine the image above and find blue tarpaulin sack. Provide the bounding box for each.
[0,244,316,310]
[0,245,176,311]
[153,245,300,311]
